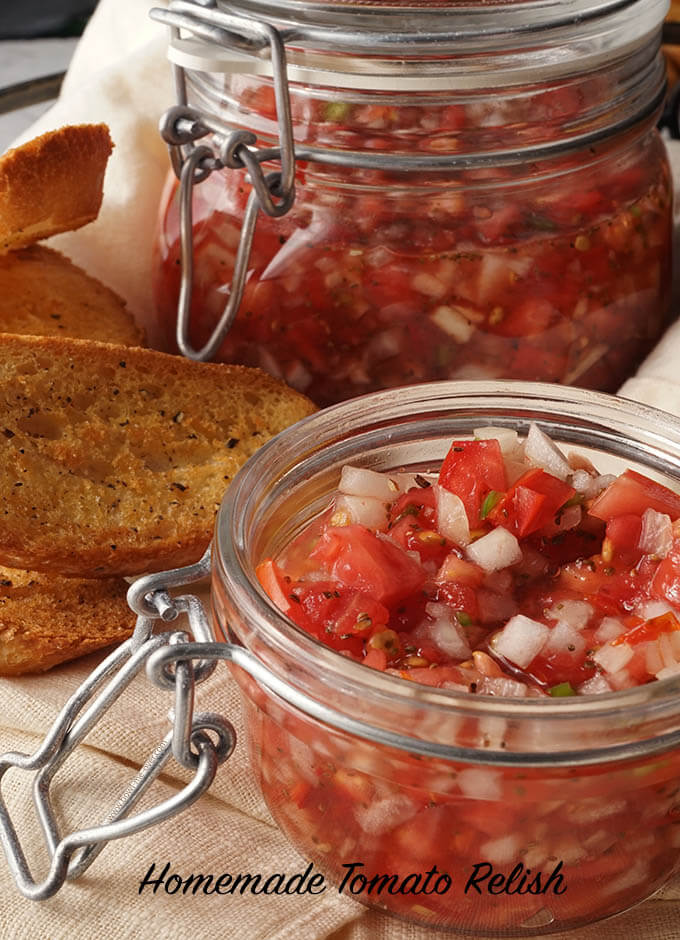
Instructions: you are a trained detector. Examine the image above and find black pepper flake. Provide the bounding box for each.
[3,429,14,438]
[171,482,187,492]
[227,438,239,449]
[119,361,126,368]
[414,474,431,488]
[290,593,301,603]
[173,412,184,424]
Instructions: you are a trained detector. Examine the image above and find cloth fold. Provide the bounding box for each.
[1,1,680,937]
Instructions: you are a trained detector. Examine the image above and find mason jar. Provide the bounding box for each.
[211,381,680,935]
[152,0,673,407]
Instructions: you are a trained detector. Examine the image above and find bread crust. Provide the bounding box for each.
[0,244,144,346]
[0,334,316,577]
[0,124,113,253]
[0,566,135,675]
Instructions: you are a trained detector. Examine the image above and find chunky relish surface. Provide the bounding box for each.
[258,426,680,696]
[153,103,672,406]
[226,424,680,934]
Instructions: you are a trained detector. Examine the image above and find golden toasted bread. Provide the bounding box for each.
[0,124,112,254]
[0,565,135,675]
[0,334,315,577]
[0,244,143,346]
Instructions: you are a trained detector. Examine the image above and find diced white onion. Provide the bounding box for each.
[457,767,503,800]
[542,621,586,659]
[430,305,475,343]
[524,423,571,481]
[284,360,312,392]
[571,469,595,494]
[476,676,528,697]
[339,465,397,502]
[491,615,549,668]
[466,527,522,573]
[505,456,530,486]
[592,641,634,674]
[656,663,680,680]
[545,600,593,631]
[578,675,613,695]
[434,484,470,546]
[638,600,675,620]
[594,616,625,644]
[645,643,664,676]
[659,631,679,669]
[413,271,447,299]
[573,472,617,500]
[334,494,389,531]
[473,426,520,454]
[425,603,472,659]
[354,794,418,835]
[480,834,522,865]
[638,508,672,558]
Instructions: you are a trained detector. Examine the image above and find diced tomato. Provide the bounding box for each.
[489,468,574,537]
[436,552,485,587]
[438,439,506,525]
[363,648,388,671]
[388,485,437,527]
[590,469,680,523]
[605,514,643,553]
[388,515,451,566]
[613,611,680,647]
[435,581,479,621]
[311,524,426,606]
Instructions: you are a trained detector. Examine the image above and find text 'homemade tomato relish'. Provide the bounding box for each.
[258,425,680,697]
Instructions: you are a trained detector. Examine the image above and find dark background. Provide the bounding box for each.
[0,1,97,39]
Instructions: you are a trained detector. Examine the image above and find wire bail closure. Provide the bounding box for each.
[0,548,237,901]
[152,1,297,361]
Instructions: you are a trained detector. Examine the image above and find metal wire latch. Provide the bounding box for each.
[0,548,235,901]
[151,1,296,362]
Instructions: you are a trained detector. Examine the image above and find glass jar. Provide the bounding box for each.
[152,0,673,407]
[212,381,680,936]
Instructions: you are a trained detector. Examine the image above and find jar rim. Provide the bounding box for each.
[162,0,668,77]
[214,382,680,762]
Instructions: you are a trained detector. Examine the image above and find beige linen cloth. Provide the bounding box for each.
[1,1,680,937]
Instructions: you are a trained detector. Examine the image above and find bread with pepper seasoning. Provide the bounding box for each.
[0,565,136,675]
[0,333,316,577]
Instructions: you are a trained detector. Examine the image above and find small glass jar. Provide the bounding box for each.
[212,381,680,936]
[152,0,673,407]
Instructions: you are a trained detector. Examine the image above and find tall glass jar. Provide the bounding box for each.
[212,381,680,936]
[152,0,673,407]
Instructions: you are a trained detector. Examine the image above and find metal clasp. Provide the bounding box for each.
[150,1,297,361]
[0,548,236,901]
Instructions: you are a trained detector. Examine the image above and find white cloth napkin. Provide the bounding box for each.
[2,2,680,938]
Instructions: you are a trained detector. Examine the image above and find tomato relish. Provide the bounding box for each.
[153,121,671,407]
[258,425,680,697]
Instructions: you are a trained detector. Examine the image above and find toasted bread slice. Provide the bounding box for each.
[0,565,135,675]
[0,124,112,254]
[0,244,143,346]
[0,334,316,577]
